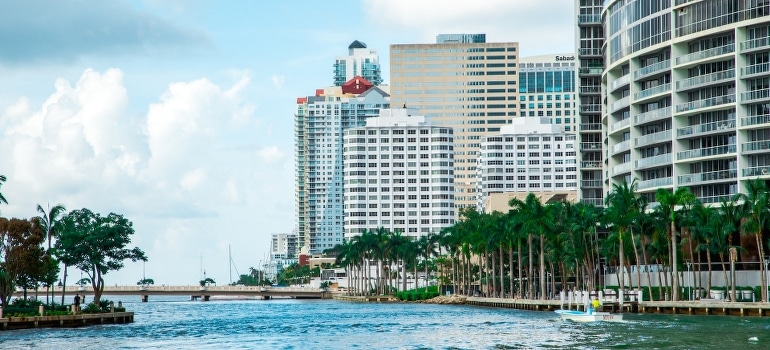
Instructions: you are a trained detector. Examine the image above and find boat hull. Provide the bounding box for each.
[554,310,623,322]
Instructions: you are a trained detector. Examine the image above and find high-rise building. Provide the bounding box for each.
[270,233,299,260]
[599,0,770,204]
[390,34,520,212]
[334,40,383,87]
[477,117,578,213]
[519,54,578,132]
[343,108,455,239]
[575,0,605,207]
[295,79,390,254]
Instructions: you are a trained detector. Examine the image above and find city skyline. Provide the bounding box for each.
[0,0,575,285]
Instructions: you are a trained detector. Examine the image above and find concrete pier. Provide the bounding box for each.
[1,312,134,331]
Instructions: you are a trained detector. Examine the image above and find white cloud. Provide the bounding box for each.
[361,0,574,56]
[271,74,286,89]
[0,68,294,285]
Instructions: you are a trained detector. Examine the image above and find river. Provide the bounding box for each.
[2,296,769,349]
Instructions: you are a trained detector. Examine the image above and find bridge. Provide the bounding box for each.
[14,285,330,302]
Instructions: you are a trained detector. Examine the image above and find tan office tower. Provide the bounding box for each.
[390,34,520,211]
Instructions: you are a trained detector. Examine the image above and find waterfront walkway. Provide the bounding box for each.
[1,312,134,331]
[15,285,330,301]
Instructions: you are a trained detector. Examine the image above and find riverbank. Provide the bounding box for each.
[1,312,134,331]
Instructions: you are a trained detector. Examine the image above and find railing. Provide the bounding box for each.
[580,86,601,94]
[741,62,770,77]
[677,119,735,137]
[611,96,630,112]
[578,14,602,24]
[675,43,735,66]
[637,177,672,190]
[580,142,603,151]
[636,130,672,147]
[634,83,671,100]
[611,162,632,176]
[581,161,602,169]
[742,140,770,152]
[678,169,737,184]
[676,69,735,91]
[742,166,770,177]
[580,123,602,131]
[634,59,670,80]
[581,198,604,206]
[610,74,631,92]
[635,153,672,169]
[580,104,602,113]
[740,36,770,52]
[611,140,631,154]
[581,180,603,188]
[741,88,770,103]
[742,113,770,126]
[579,47,603,56]
[579,67,604,75]
[677,144,736,160]
[635,107,672,124]
[698,194,733,204]
[675,94,736,113]
[609,117,631,133]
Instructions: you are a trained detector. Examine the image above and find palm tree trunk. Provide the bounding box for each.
[618,228,625,307]
[630,227,642,290]
[719,254,728,298]
[499,245,504,298]
[517,242,523,298]
[756,232,767,302]
[528,233,534,299]
[640,237,654,302]
[672,221,680,301]
[539,233,546,300]
[508,246,514,299]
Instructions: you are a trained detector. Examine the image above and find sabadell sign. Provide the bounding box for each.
[555,55,575,61]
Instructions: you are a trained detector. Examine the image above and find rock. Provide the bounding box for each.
[422,295,467,305]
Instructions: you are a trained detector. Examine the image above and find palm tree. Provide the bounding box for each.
[37,203,66,304]
[655,187,695,301]
[737,178,770,302]
[509,193,554,300]
[605,179,643,304]
[0,174,7,208]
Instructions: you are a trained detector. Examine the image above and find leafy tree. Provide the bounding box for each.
[0,217,46,303]
[55,208,147,304]
[655,187,695,301]
[137,278,155,286]
[199,277,216,287]
[738,179,770,302]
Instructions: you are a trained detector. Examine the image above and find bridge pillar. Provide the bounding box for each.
[141,295,149,302]
[202,295,210,301]
[263,295,271,300]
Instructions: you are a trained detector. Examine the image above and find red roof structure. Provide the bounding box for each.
[341,76,374,95]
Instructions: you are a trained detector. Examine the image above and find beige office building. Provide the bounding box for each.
[390,34,520,211]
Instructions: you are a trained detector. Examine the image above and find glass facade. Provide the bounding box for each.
[520,71,575,93]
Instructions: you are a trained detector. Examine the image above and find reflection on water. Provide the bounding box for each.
[2,296,769,349]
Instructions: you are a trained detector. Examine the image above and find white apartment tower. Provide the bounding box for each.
[270,233,299,260]
[600,0,770,204]
[334,40,383,86]
[477,117,578,213]
[343,108,455,239]
[295,81,390,254]
[390,34,519,212]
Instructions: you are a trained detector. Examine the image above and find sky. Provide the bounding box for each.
[0,0,575,286]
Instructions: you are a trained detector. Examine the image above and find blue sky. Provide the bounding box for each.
[0,0,574,286]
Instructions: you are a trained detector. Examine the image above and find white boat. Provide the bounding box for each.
[554,309,624,322]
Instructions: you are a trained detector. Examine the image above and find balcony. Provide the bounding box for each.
[741,140,770,153]
[634,83,671,101]
[675,94,736,113]
[675,43,735,66]
[580,123,603,132]
[741,113,770,127]
[579,67,604,76]
[610,96,630,113]
[581,180,603,188]
[698,194,734,204]
[678,169,737,185]
[636,130,672,147]
[610,74,631,92]
[677,119,735,137]
[740,36,770,52]
[580,104,602,113]
[742,165,770,177]
[579,47,603,56]
[611,140,631,155]
[581,161,602,169]
[580,142,603,151]
[741,63,770,78]
[676,69,735,91]
[637,177,672,190]
[677,144,736,161]
[611,162,632,176]
[635,153,672,169]
[580,86,601,94]
[581,198,604,206]
[609,117,631,133]
[634,59,670,80]
[635,107,672,125]
[741,88,770,104]
[578,14,602,25]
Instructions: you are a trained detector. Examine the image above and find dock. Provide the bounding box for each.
[1,312,134,331]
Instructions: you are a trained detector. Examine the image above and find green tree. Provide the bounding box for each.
[509,193,554,300]
[0,174,7,209]
[738,179,770,302]
[655,187,695,301]
[605,179,644,303]
[0,217,46,302]
[36,203,66,304]
[55,208,147,304]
